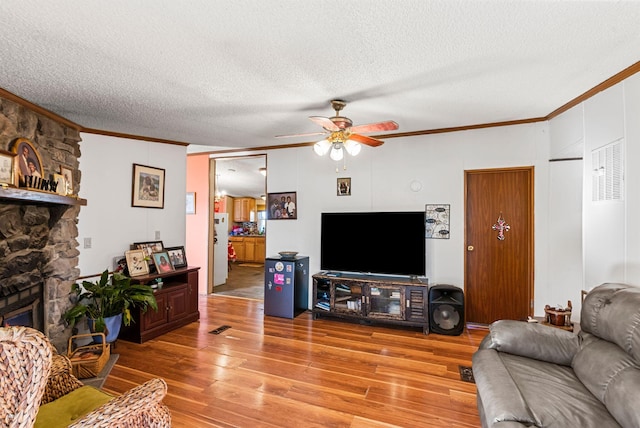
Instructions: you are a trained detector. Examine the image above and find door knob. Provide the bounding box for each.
[467,245,474,251]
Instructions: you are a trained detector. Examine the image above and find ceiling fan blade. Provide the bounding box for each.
[349,120,399,134]
[309,116,340,132]
[349,133,385,147]
[275,131,327,138]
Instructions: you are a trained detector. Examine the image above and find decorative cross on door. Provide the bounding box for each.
[492,213,510,240]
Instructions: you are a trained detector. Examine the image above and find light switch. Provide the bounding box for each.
[84,237,92,249]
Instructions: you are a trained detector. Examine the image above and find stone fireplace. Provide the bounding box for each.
[0,94,82,351]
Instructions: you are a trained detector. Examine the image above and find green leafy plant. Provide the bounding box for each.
[63,269,158,333]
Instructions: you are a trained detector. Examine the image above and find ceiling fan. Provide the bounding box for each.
[276,100,399,161]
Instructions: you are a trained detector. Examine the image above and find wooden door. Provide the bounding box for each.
[465,167,534,325]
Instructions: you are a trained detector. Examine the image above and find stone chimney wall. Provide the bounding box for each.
[0,95,82,351]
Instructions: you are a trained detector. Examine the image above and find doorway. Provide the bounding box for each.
[464,167,534,325]
[208,155,267,296]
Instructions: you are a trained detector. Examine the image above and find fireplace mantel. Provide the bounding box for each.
[0,187,87,206]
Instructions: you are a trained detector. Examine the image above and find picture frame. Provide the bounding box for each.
[186,192,196,214]
[337,177,351,196]
[267,191,297,220]
[0,149,17,187]
[152,250,175,273]
[133,241,164,264]
[165,246,187,269]
[53,173,66,195]
[60,165,74,195]
[425,204,451,239]
[11,138,43,183]
[125,249,150,277]
[132,163,165,208]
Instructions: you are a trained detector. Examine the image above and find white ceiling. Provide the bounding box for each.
[0,1,639,155]
[214,155,266,200]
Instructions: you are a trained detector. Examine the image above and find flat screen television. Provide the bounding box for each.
[320,211,426,277]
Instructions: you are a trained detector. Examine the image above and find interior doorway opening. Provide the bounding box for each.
[208,155,267,297]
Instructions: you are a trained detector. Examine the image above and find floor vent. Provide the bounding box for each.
[209,325,232,335]
[459,365,475,383]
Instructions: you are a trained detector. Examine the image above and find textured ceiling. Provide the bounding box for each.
[1,1,639,153]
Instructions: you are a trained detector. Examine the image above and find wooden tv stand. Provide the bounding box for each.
[312,273,430,334]
[120,266,200,343]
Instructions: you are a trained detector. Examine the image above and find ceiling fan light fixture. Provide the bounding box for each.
[343,140,361,156]
[313,139,331,156]
[330,144,344,161]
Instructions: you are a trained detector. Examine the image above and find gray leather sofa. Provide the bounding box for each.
[472,283,640,428]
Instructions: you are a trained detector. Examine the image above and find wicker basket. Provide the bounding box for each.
[67,332,110,379]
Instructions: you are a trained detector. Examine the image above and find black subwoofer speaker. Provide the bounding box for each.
[429,285,464,335]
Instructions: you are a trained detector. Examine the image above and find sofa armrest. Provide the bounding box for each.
[69,378,171,428]
[482,319,579,366]
[41,353,84,405]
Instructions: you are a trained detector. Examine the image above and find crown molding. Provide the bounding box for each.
[3,60,640,153]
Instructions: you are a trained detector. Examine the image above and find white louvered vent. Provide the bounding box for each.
[592,139,623,202]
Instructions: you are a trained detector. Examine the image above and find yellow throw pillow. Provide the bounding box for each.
[35,386,112,428]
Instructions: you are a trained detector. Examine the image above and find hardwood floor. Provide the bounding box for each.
[103,295,487,427]
[212,263,264,299]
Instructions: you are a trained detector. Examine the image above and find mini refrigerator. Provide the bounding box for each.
[264,256,309,318]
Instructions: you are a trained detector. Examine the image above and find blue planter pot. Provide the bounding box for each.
[88,313,123,343]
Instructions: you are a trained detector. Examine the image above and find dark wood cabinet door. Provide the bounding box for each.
[143,292,168,330]
[167,286,189,321]
[187,270,199,315]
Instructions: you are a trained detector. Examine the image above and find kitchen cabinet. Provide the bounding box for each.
[233,197,256,222]
[229,236,265,263]
[245,238,256,261]
[229,236,245,261]
[255,237,266,261]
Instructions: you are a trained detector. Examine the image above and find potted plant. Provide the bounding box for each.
[64,269,158,342]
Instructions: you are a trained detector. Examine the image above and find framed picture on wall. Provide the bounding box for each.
[131,163,165,208]
[337,177,351,196]
[267,191,297,220]
[186,192,196,214]
[0,149,16,187]
[425,204,451,239]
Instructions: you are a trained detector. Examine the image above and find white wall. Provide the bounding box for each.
[547,105,584,320]
[548,72,640,311]
[583,84,626,288]
[77,134,187,276]
[265,122,554,314]
[74,70,640,320]
[625,73,640,283]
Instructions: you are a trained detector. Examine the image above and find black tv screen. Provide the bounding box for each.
[320,211,426,277]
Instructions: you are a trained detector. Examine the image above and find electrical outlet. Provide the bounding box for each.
[155,230,161,240]
[84,237,92,249]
